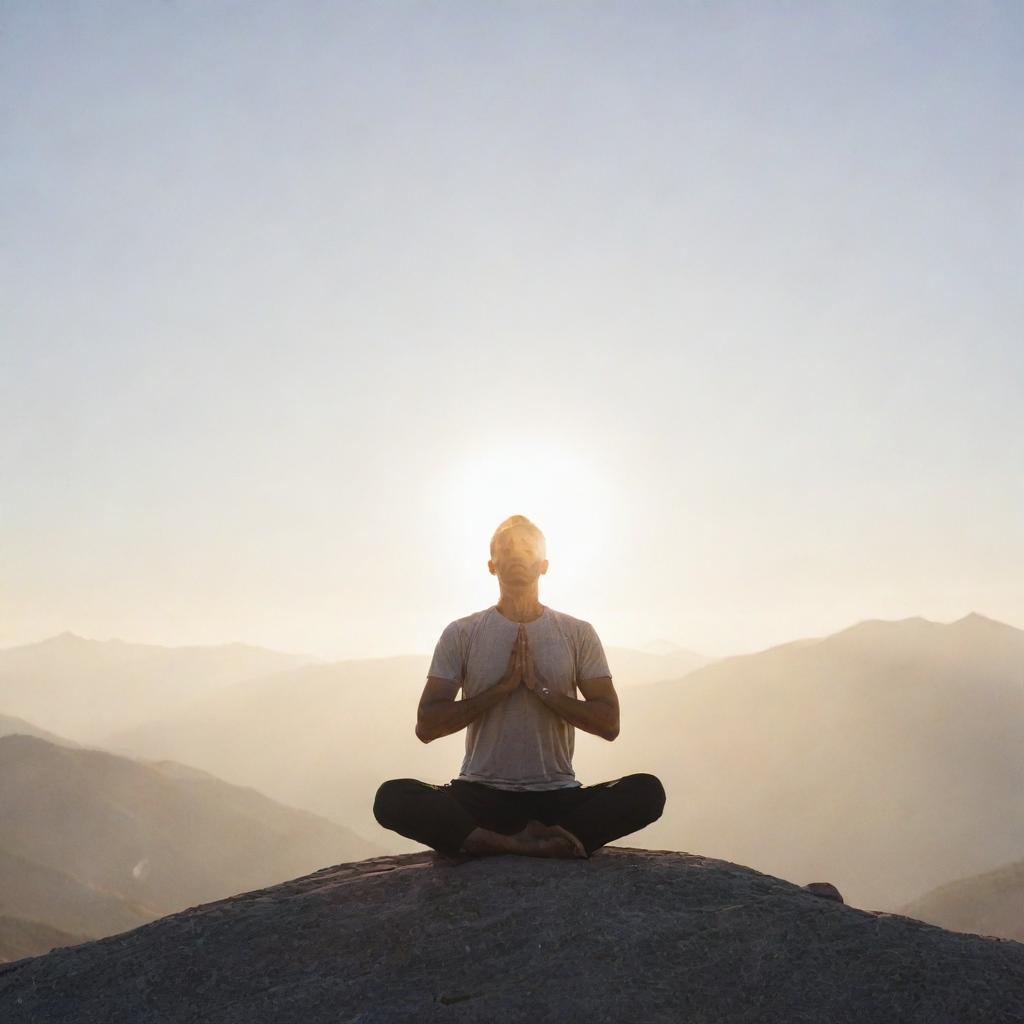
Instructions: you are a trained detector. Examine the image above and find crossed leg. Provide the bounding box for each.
[373,773,666,859]
[534,773,667,856]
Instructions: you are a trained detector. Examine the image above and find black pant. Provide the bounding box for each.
[373,773,666,858]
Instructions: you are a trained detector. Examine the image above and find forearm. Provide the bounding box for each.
[416,683,509,742]
[535,691,618,741]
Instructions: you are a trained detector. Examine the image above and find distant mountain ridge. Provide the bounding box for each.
[0,843,152,940]
[0,714,79,748]
[0,916,89,966]
[607,611,1024,909]
[0,633,317,741]
[900,857,1024,943]
[604,643,714,684]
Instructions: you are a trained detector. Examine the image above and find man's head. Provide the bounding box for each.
[488,515,548,584]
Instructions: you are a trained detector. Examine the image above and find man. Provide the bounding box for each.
[373,515,666,860]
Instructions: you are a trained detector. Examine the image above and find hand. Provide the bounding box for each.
[521,630,550,694]
[496,624,527,695]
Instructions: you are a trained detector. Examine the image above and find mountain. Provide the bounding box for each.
[0,844,151,939]
[604,643,714,684]
[900,857,1024,942]
[596,611,1024,910]
[105,655,454,843]
[0,734,382,941]
[0,916,89,965]
[0,714,79,747]
[0,632,316,741]
[106,613,1024,912]
[0,848,1021,1023]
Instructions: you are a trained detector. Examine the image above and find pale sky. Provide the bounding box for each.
[2,2,1022,660]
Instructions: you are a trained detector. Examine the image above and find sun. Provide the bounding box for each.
[436,439,616,598]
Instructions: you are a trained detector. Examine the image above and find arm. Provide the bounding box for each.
[416,625,527,743]
[534,676,620,741]
[416,676,511,743]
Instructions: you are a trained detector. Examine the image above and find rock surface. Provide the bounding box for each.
[1,847,1023,1023]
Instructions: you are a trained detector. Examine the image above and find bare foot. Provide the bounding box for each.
[460,823,588,859]
[519,820,553,839]
[516,820,588,858]
[518,834,580,858]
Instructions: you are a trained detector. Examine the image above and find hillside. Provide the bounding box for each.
[0,916,88,965]
[0,734,382,939]
[0,848,1021,1023]
[901,858,1024,943]
[0,632,315,741]
[603,642,714,683]
[597,611,1024,909]
[104,654,456,840]
[0,714,79,747]
[0,844,151,940]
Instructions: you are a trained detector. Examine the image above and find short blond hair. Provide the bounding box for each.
[490,515,546,559]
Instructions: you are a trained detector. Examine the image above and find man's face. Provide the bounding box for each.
[488,526,548,584]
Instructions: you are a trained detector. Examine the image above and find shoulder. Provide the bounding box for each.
[440,607,495,639]
[546,607,600,640]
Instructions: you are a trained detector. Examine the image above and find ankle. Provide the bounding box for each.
[460,827,521,855]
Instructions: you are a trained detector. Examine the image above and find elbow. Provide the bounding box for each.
[415,721,433,744]
[605,722,620,742]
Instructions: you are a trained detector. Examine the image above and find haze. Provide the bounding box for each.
[3,2,1022,660]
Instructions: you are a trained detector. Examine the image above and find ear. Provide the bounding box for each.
[488,559,496,576]
[539,559,549,575]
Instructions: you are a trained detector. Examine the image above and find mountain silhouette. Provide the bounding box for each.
[900,856,1024,943]
[0,633,315,741]
[0,916,89,966]
[0,843,151,944]
[0,714,79,748]
[605,612,1024,908]
[0,733,382,950]
[0,848,1021,1023]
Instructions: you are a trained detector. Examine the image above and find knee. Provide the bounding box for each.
[626,773,666,821]
[373,778,418,827]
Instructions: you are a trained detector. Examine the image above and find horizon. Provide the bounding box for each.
[4,2,1021,661]
[2,607,1016,664]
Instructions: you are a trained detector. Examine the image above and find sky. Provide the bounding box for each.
[2,1,1022,660]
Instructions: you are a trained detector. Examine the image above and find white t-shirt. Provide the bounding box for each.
[426,605,612,791]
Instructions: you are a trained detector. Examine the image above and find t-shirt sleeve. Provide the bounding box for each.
[578,621,612,681]
[426,621,463,683]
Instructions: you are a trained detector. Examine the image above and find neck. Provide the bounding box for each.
[495,586,544,623]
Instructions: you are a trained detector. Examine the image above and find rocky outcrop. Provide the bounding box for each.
[1,847,1022,1023]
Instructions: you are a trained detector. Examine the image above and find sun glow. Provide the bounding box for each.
[436,440,617,607]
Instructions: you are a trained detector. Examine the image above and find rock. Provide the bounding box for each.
[804,881,845,903]
[1,847,1022,1023]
